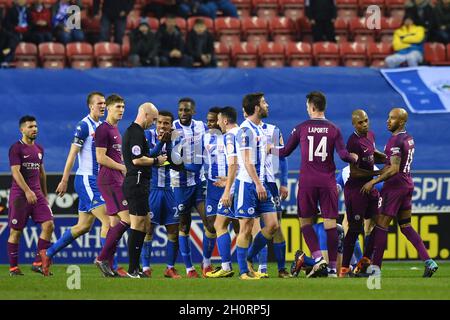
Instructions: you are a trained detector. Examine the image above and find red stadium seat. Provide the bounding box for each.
[334,17,349,43]
[81,11,101,34]
[270,17,297,47]
[367,42,392,67]
[340,42,367,67]
[66,42,94,69]
[121,35,130,63]
[38,42,66,69]
[297,17,313,43]
[379,17,401,44]
[232,0,252,17]
[215,17,242,49]
[285,41,312,66]
[241,17,269,48]
[349,17,375,44]
[14,42,38,69]
[160,17,187,36]
[0,0,13,9]
[133,0,146,10]
[424,42,450,66]
[336,0,358,20]
[259,42,286,67]
[232,42,258,67]
[279,0,305,21]
[187,16,214,32]
[94,42,122,68]
[214,42,231,68]
[313,41,340,66]
[386,0,406,20]
[126,14,140,31]
[253,0,279,21]
[447,44,450,61]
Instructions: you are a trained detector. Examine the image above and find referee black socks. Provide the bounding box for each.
[128,229,147,274]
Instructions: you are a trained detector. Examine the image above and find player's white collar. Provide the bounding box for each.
[311,117,327,121]
[87,114,100,124]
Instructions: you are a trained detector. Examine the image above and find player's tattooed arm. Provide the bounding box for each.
[11,165,37,204]
[360,156,401,194]
[39,163,48,199]
[374,149,387,164]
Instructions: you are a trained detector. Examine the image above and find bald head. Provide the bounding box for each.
[137,102,159,129]
[391,108,408,123]
[387,107,408,133]
[351,109,369,135]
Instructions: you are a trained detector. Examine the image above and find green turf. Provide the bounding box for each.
[1,262,449,300]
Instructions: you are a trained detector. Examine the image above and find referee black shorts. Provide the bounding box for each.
[122,176,150,216]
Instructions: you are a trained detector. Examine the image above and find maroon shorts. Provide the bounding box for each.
[98,183,128,216]
[379,187,413,217]
[8,193,53,230]
[344,186,379,223]
[297,186,338,219]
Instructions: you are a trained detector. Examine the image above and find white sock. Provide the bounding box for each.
[222,262,231,271]
[202,258,211,267]
[166,265,174,269]
[186,266,195,273]
[142,266,150,272]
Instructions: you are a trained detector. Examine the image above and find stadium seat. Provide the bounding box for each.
[334,17,349,43]
[38,42,66,69]
[160,17,187,36]
[144,17,160,32]
[187,16,214,31]
[269,17,297,47]
[231,42,258,67]
[424,42,450,66]
[14,42,38,69]
[349,17,375,44]
[241,17,269,48]
[121,35,130,62]
[297,17,313,43]
[336,0,358,20]
[259,42,286,67]
[386,0,406,20]
[367,42,392,67]
[214,42,231,68]
[253,0,279,20]
[94,42,122,68]
[66,42,94,69]
[278,0,305,21]
[81,11,101,35]
[313,42,340,66]
[215,17,242,49]
[447,44,450,61]
[285,41,312,66]
[340,42,367,67]
[379,17,402,44]
[232,0,252,17]
[133,0,146,10]
[126,14,140,31]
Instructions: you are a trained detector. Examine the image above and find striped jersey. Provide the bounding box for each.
[145,129,171,189]
[73,115,101,176]
[261,122,284,183]
[170,119,208,187]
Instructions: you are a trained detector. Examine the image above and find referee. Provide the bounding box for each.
[122,102,167,278]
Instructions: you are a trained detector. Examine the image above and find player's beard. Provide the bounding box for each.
[27,134,37,141]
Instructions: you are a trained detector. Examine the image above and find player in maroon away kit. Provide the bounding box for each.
[271,91,358,277]
[7,115,54,276]
[361,108,438,277]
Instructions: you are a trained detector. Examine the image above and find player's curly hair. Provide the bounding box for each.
[178,97,196,111]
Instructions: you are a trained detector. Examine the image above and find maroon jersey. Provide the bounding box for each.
[95,121,124,185]
[280,118,356,188]
[345,130,376,188]
[9,141,44,195]
[383,131,414,189]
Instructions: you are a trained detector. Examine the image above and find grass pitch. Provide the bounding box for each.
[1,262,449,300]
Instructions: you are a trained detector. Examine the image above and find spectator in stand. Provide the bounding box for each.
[385,15,425,68]
[212,0,238,18]
[94,0,134,45]
[0,23,18,68]
[405,0,435,40]
[3,0,32,43]
[434,0,450,44]
[186,18,216,67]
[142,0,178,19]
[157,15,192,67]
[52,0,85,44]
[177,0,217,20]
[30,0,53,44]
[128,19,160,67]
[305,0,336,42]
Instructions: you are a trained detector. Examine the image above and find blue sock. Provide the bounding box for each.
[140,240,152,269]
[354,239,363,262]
[179,234,193,269]
[236,246,249,274]
[46,228,74,258]
[166,239,177,267]
[217,233,231,264]
[258,245,268,273]
[247,231,269,262]
[273,241,286,271]
[304,255,316,267]
[202,231,216,260]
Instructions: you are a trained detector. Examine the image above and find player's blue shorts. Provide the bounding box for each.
[74,174,105,213]
[265,181,282,214]
[217,199,235,219]
[173,183,206,216]
[149,188,179,226]
[233,179,276,219]
[313,223,345,254]
[205,179,224,217]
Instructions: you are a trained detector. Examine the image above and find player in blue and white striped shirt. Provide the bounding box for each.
[43,92,120,274]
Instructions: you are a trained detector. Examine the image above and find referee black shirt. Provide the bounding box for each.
[122,122,151,180]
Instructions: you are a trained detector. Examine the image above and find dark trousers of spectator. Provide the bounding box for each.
[312,20,335,42]
[435,28,450,44]
[100,15,126,44]
[31,31,53,44]
[128,54,160,67]
[143,3,177,19]
[0,50,15,66]
[159,55,193,67]
[56,29,85,44]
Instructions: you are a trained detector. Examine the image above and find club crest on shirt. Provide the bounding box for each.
[38,153,42,160]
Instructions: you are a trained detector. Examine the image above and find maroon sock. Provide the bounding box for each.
[363,231,375,260]
[97,221,129,262]
[7,242,19,268]
[34,238,52,264]
[400,225,430,261]
[372,225,388,268]
[325,227,338,269]
[342,231,359,268]
[301,224,322,260]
